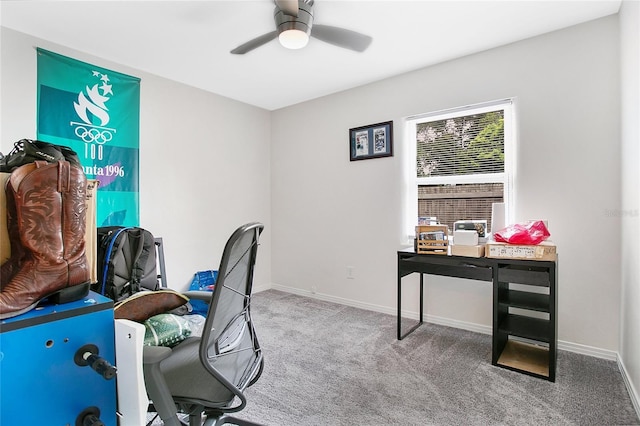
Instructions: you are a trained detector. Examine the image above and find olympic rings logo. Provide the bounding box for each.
[74,126,113,144]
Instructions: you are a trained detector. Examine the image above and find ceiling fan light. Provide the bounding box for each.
[278,29,309,49]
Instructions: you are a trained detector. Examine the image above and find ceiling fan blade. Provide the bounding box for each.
[311,25,372,52]
[230,31,278,54]
[275,0,299,16]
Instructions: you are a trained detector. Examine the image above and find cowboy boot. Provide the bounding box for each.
[0,160,90,319]
[0,180,28,289]
[1,141,81,289]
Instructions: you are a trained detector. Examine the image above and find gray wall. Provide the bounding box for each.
[619,0,640,415]
[271,16,622,356]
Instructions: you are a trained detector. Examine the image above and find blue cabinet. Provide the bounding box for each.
[0,291,117,425]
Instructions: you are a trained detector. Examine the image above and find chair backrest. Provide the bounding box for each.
[199,222,264,405]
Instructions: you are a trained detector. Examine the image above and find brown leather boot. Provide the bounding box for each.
[0,181,28,289]
[0,161,90,319]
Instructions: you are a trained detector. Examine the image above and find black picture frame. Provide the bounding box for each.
[349,120,393,161]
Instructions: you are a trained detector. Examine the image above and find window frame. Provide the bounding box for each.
[403,99,516,242]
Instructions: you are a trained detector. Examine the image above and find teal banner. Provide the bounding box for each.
[36,48,141,226]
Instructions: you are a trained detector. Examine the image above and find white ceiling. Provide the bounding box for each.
[1,0,622,111]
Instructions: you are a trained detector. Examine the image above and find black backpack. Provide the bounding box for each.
[94,226,159,301]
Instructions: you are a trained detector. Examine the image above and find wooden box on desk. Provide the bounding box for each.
[451,244,485,258]
[415,225,448,255]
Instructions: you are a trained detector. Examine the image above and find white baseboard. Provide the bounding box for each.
[618,356,640,420]
[268,283,490,335]
[252,283,272,294]
[558,340,617,361]
[268,283,618,358]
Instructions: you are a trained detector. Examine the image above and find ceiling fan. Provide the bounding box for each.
[230,0,372,54]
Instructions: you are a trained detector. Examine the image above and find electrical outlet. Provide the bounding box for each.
[346,266,355,279]
[311,285,317,294]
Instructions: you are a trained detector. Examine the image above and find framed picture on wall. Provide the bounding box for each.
[349,121,393,161]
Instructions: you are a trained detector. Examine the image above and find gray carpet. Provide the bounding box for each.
[153,289,640,425]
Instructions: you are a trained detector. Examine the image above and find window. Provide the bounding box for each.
[404,100,514,240]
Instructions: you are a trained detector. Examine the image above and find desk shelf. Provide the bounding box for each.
[498,289,550,312]
[496,340,549,378]
[498,314,550,343]
[493,259,557,381]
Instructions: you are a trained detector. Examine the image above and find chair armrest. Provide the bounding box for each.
[183,290,213,303]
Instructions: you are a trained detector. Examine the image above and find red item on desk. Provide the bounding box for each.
[493,220,550,245]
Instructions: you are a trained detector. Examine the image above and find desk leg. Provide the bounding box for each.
[397,272,424,340]
[419,273,424,323]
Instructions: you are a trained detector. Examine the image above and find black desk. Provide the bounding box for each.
[397,248,558,381]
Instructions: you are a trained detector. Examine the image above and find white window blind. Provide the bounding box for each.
[416,110,504,178]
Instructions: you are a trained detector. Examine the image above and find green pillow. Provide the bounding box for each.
[143,313,192,347]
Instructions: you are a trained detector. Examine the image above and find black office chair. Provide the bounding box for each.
[143,222,265,426]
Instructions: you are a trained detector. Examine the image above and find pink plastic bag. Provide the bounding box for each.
[493,220,550,245]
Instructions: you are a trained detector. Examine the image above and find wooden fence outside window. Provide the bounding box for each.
[418,183,503,233]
